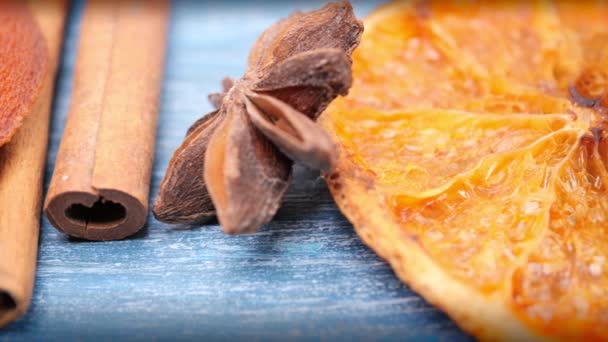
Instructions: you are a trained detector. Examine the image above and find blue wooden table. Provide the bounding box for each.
[2,1,473,340]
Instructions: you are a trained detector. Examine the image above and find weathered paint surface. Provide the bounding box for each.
[1,1,472,340]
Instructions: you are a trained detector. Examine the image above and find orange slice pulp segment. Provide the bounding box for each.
[321,1,608,341]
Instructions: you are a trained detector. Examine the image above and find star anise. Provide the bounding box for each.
[153,2,363,234]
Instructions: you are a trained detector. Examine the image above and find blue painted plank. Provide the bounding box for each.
[1,1,473,341]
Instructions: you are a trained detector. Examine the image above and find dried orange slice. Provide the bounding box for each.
[320,1,608,341]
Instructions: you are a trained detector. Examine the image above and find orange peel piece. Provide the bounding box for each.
[321,1,608,340]
[0,1,48,147]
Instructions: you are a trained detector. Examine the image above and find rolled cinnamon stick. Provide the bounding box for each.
[44,0,169,241]
[0,0,67,327]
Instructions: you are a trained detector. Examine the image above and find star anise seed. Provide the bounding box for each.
[153,1,363,234]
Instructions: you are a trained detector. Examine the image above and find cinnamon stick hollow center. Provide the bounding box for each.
[45,190,146,241]
[44,0,169,241]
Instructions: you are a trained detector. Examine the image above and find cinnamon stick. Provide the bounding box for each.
[0,0,67,327]
[44,0,169,241]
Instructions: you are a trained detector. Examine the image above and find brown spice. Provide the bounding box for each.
[44,0,170,241]
[153,1,363,234]
[0,0,67,327]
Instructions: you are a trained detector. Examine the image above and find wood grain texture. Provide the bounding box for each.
[1,1,473,340]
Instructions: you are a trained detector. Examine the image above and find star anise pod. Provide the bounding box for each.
[153,2,363,234]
